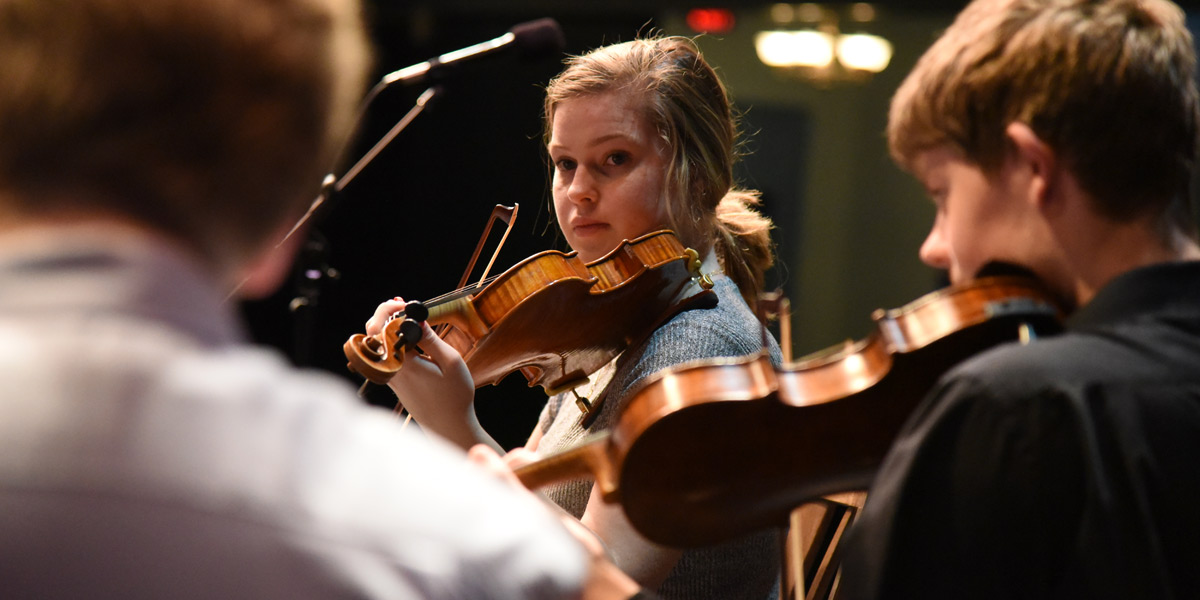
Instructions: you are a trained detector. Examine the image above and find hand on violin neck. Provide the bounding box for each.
[365,297,411,337]
[501,446,540,469]
[385,319,496,452]
[364,297,428,356]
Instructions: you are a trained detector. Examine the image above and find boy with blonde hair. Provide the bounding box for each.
[842,0,1200,597]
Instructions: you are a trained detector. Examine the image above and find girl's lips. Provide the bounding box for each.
[570,221,608,237]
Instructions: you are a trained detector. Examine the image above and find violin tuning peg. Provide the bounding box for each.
[683,248,702,273]
[681,248,714,289]
[396,319,424,352]
[405,300,429,323]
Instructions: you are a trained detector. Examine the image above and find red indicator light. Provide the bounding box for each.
[686,8,736,34]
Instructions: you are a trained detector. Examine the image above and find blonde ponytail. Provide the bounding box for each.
[712,190,774,308]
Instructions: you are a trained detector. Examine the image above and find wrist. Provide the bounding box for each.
[423,408,484,451]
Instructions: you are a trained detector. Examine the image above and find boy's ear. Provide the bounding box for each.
[1005,121,1058,209]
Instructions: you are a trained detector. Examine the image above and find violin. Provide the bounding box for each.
[343,227,715,398]
[515,275,1063,546]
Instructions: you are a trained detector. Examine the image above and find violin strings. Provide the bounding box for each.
[420,274,503,307]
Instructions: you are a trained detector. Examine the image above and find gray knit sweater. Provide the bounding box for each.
[535,274,783,600]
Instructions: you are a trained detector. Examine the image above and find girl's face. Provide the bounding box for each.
[548,91,672,263]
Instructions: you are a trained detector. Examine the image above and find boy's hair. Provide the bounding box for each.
[0,0,371,270]
[889,0,1199,232]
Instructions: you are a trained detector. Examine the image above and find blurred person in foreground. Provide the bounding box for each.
[0,0,590,597]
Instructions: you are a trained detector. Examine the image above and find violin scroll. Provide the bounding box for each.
[344,301,428,384]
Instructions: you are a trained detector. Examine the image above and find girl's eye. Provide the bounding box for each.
[605,152,629,166]
[555,158,576,171]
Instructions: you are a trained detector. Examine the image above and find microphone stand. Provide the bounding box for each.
[279,85,441,249]
[283,85,443,366]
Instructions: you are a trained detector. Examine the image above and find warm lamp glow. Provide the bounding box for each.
[756,2,892,84]
[769,3,795,23]
[835,33,892,72]
[754,30,835,68]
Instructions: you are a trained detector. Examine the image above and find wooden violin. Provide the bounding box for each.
[343,227,715,398]
[515,275,1063,546]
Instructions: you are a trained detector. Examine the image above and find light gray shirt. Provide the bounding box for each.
[0,227,585,599]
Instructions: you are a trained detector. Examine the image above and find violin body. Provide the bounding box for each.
[516,275,1063,546]
[344,230,714,394]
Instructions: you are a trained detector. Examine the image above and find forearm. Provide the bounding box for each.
[390,383,500,452]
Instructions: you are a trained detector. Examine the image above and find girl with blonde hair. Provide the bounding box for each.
[367,35,782,599]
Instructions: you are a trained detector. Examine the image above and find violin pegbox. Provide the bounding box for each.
[343,331,399,384]
[343,300,429,385]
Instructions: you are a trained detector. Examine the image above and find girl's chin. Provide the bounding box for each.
[568,237,615,263]
[575,250,605,264]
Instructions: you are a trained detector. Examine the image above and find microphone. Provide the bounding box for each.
[381,18,565,86]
